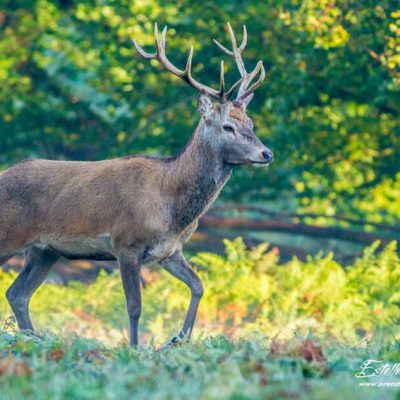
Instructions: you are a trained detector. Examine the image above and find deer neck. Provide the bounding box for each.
[166,121,233,230]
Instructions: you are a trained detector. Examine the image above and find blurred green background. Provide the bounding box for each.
[0,0,399,260]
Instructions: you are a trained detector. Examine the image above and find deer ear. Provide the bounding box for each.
[197,92,214,121]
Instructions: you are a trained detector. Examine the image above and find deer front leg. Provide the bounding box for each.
[6,247,60,331]
[118,252,142,346]
[161,250,204,344]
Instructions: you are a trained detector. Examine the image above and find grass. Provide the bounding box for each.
[0,329,399,400]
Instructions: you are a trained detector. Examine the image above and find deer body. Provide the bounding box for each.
[1,123,231,263]
[1,23,273,345]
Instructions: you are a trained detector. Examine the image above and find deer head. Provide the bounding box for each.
[134,23,273,167]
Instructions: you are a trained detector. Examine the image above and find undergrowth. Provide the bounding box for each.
[1,239,399,345]
[1,239,400,399]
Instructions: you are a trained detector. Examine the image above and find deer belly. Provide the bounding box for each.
[37,233,116,260]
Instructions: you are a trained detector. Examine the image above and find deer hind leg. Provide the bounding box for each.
[161,250,204,345]
[118,252,143,346]
[6,247,60,331]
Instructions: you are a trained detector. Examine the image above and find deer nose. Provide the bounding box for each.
[262,150,274,163]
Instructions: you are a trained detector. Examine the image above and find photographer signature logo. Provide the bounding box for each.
[355,360,400,387]
[355,360,400,378]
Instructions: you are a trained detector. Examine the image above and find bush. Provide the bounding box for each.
[1,239,399,344]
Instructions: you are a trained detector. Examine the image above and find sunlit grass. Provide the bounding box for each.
[0,329,398,400]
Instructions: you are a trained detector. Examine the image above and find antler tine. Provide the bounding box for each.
[213,39,233,56]
[185,46,194,75]
[238,25,247,52]
[238,61,265,100]
[224,75,244,99]
[154,22,160,51]
[133,36,156,58]
[214,23,265,102]
[213,22,245,57]
[226,22,238,51]
[219,60,225,95]
[226,22,246,76]
[160,25,168,52]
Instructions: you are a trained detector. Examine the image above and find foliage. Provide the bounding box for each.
[0,1,400,223]
[1,239,399,345]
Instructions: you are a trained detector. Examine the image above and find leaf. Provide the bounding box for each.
[0,355,32,376]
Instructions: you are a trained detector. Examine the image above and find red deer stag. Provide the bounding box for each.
[0,23,273,346]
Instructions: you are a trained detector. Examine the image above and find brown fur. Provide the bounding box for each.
[229,106,247,122]
[1,154,188,257]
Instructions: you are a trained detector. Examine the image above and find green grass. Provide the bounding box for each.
[0,330,399,400]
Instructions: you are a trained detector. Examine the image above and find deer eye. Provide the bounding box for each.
[223,125,235,133]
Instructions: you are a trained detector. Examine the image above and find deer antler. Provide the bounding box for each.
[133,23,243,102]
[213,22,265,101]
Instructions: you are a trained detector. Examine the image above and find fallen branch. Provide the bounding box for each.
[200,215,396,246]
[211,204,400,233]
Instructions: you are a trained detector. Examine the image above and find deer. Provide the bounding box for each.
[0,23,273,346]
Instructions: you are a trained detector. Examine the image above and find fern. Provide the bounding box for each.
[1,239,399,344]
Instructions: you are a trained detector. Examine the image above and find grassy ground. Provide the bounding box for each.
[0,329,399,400]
